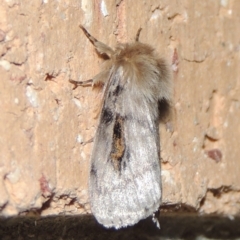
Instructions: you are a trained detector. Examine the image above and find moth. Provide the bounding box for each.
[70,25,172,229]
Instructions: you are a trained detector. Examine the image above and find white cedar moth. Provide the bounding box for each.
[70,25,172,229]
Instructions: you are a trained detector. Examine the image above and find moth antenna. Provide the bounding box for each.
[80,25,114,58]
[135,27,142,42]
[80,25,99,46]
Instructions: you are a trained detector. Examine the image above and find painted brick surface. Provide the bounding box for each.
[0,0,239,217]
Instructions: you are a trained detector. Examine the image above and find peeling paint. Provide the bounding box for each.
[81,0,93,26]
[81,151,87,160]
[162,170,174,185]
[14,98,19,104]
[6,168,21,184]
[220,0,228,7]
[150,9,162,21]
[26,86,39,108]
[76,134,83,143]
[101,0,109,17]
[72,98,82,109]
[0,60,11,71]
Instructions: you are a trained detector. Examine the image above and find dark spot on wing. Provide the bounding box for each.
[112,85,123,97]
[110,115,125,172]
[144,207,150,213]
[125,149,131,160]
[113,117,122,139]
[90,164,97,176]
[101,107,113,124]
[118,149,130,171]
[122,161,127,170]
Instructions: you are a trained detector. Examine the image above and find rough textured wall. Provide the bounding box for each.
[0,0,239,218]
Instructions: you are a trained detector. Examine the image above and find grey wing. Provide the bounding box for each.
[89,71,161,229]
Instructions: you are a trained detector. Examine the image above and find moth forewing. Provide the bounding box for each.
[74,26,172,229]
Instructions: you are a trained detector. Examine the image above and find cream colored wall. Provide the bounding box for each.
[0,0,239,217]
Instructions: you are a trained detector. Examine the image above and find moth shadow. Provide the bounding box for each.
[1,214,240,240]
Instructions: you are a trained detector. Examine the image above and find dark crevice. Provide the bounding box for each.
[44,73,56,82]
[0,214,240,239]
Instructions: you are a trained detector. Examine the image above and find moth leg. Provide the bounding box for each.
[152,212,160,229]
[80,25,114,58]
[69,69,110,89]
[69,79,93,90]
[92,68,111,85]
[81,137,94,146]
[135,27,142,42]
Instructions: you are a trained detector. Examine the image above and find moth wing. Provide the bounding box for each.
[89,70,161,229]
